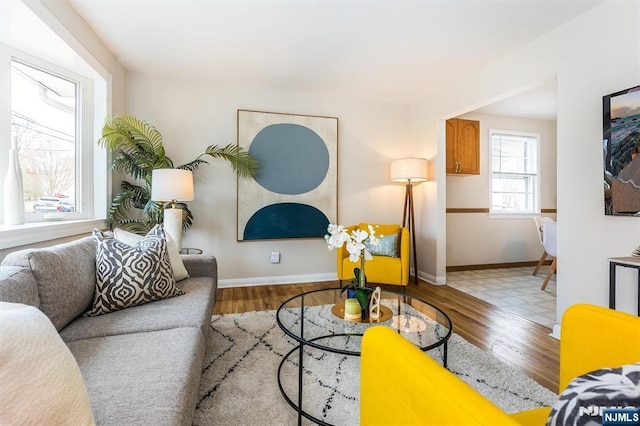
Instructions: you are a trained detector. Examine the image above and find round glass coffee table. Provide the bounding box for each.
[276,287,452,425]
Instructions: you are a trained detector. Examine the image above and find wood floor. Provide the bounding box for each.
[213,278,560,392]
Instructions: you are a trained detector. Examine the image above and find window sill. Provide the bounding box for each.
[0,219,108,250]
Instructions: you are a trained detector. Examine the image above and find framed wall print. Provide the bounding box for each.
[237,110,338,240]
[603,84,640,215]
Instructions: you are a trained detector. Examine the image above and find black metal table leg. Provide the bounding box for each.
[298,296,305,426]
[443,341,448,369]
[297,342,303,426]
[609,262,616,310]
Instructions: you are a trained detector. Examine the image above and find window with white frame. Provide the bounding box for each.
[1,46,94,223]
[490,129,540,214]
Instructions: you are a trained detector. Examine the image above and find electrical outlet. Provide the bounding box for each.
[270,251,280,264]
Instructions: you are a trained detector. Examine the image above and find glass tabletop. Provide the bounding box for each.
[276,287,452,356]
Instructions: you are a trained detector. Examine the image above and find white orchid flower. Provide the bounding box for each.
[352,229,369,244]
[325,223,381,265]
[327,224,343,235]
[363,249,373,261]
[367,225,380,246]
[325,224,350,250]
[346,240,365,262]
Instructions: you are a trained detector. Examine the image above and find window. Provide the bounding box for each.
[490,129,540,214]
[1,43,108,249]
[10,58,89,221]
[0,2,109,250]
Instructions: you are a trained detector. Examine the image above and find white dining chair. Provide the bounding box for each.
[532,216,554,276]
[541,221,557,291]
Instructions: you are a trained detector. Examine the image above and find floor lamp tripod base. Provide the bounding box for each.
[402,182,419,287]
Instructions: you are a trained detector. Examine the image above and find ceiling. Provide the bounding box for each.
[66,0,601,112]
[474,78,558,121]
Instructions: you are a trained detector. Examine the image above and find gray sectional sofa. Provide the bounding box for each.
[0,235,217,425]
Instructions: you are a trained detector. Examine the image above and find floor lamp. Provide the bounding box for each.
[151,169,194,250]
[390,158,428,286]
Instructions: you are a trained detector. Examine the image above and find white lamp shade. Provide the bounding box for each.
[151,169,195,202]
[390,158,429,182]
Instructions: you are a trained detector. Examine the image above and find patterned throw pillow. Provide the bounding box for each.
[86,225,184,316]
[547,362,640,426]
[113,227,189,282]
[365,232,399,257]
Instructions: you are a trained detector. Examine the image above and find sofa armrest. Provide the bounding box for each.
[181,255,217,280]
[559,304,640,392]
[361,326,517,425]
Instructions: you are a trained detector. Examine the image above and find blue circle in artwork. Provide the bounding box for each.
[243,203,330,240]
[249,123,329,195]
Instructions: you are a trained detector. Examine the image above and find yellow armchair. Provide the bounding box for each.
[337,223,410,289]
[361,304,640,425]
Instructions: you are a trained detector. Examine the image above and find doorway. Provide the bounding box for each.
[444,78,558,328]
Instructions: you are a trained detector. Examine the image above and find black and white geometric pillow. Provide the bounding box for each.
[547,362,640,426]
[86,225,184,316]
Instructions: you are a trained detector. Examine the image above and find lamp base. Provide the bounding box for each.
[163,208,183,250]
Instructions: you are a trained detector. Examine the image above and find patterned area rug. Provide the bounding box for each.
[194,308,557,425]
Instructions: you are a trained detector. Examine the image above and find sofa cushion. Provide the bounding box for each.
[87,225,183,316]
[547,362,640,425]
[61,276,215,342]
[67,327,205,426]
[0,266,39,308]
[1,236,96,331]
[0,302,95,425]
[113,227,189,281]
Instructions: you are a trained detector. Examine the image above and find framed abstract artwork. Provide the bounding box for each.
[603,84,640,216]
[237,110,338,240]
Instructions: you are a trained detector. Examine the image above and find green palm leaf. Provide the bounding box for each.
[99,115,167,159]
[114,219,155,235]
[100,115,258,232]
[187,144,259,177]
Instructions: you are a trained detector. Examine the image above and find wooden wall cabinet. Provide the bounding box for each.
[446,118,480,175]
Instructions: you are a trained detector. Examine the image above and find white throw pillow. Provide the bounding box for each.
[113,227,189,281]
[0,302,95,425]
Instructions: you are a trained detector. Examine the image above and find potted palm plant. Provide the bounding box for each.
[98,114,259,234]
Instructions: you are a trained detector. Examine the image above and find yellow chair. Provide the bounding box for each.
[360,304,640,425]
[336,223,410,291]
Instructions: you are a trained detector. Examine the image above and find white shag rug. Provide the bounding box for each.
[194,308,557,425]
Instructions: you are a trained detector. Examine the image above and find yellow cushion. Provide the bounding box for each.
[509,407,551,425]
[340,255,403,284]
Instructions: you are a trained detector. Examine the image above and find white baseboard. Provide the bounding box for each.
[219,270,447,288]
[417,270,446,285]
[549,323,561,340]
[218,273,337,288]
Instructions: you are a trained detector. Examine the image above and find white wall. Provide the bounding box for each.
[413,0,640,318]
[447,113,557,266]
[24,0,127,114]
[126,72,411,286]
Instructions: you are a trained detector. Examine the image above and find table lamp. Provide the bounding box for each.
[151,169,194,250]
[390,158,428,286]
